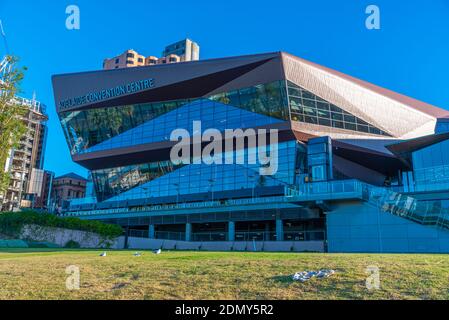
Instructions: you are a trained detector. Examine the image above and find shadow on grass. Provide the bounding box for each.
[271,275,295,285]
[0,248,101,254]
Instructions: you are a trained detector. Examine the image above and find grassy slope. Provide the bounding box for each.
[0,249,448,300]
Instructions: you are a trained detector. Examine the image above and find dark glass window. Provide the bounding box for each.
[332,121,344,129]
[318,118,331,127]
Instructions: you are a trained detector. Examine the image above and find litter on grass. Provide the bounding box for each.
[292,270,335,282]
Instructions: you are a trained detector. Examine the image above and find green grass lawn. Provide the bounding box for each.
[0,249,448,300]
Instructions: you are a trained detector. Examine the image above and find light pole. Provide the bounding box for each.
[245,172,255,199]
[173,183,180,205]
[208,179,215,202]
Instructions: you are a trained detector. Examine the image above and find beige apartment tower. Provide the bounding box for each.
[103,39,200,70]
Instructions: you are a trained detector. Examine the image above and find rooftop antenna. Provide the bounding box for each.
[0,19,11,85]
[0,19,9,55]
[32,90,37,110]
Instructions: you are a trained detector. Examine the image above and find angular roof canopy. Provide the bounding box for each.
[52,51,449,169]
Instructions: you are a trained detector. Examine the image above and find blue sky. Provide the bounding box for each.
[1,0,448,178]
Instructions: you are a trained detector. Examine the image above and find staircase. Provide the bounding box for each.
[360,183,449,230]
[285,180,449,230]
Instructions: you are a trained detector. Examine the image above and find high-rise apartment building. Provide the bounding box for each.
[1,97,48,212]
[103,49,146,70]
[162,39,200,62]
[103,39,200,70]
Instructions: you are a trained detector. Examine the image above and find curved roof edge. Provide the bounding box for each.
[280,52,449,119]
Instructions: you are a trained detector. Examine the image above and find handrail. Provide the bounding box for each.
[130,230,326,242]
[64,179,449,231]
[360,183,449,230]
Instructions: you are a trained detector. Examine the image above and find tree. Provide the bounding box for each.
[0,56,27,195]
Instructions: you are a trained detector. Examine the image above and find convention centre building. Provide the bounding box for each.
[52,52,449,253]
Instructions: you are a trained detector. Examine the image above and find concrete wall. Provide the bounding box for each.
[20,224,117,249]
[123,237,324,252]
[327,201,449,253]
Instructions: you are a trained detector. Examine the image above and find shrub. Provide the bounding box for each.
[64,240,81,249]
[0,211,123,240]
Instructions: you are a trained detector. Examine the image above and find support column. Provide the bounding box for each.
[228,221,235,241]
[148,225,155,239]
[185,223,192,242]
[124,226,129,249]
[265,222,270,241]
[276,219,284,242]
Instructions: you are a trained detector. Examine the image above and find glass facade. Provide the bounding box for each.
[413,139,449,187]
[93,141,306,202]
[287,81,390,136]
[59,81,289,155]
[58,78,392,205]
[85,99,283,154]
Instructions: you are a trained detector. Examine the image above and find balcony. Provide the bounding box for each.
[130,230,326,242]
[285,179,364,202]
[65,180,365,218]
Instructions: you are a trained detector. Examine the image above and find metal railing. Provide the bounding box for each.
[192,232,228,242]
[130,230,325,242]
[65,195,290,217]
[285,179,363,200]
[64,178,449,231]
[154,231,186,241]
[361,183,449,230]
[128,229,148,238]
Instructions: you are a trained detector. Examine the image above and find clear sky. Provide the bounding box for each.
[1,0,448,178]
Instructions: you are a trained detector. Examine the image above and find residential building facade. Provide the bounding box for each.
[51,173,87,213]
[103,39,200,70]
[162,39,200,62]
[1,97,48,212]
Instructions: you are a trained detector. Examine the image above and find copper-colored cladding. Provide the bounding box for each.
[292,130,317,142]
[281,52,449,139]
[282,52,448,119]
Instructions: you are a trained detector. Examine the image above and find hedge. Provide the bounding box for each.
[0,211,123,239]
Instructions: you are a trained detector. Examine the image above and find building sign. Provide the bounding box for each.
[58,78,155,111]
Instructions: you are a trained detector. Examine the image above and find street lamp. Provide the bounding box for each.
[208,179,215,202]
[173,183,180,204]
[245,172,255,199]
